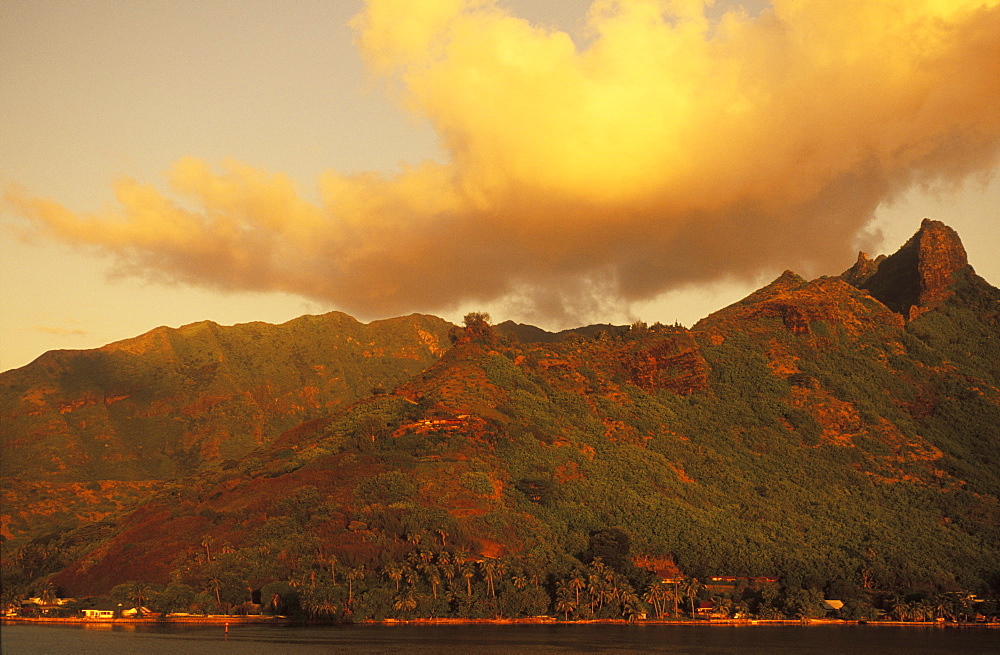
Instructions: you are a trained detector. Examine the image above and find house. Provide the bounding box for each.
[821,600,844,616]
[19,597,76,617]
[121,606,152,617]
[82,603,117,619]
[415,415,469,432]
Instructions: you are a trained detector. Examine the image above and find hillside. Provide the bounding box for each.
[2,220,999,622]
[0,312,453,482]
[0,313,453,551]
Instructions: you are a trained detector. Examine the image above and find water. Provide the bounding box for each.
[2,622,997,654]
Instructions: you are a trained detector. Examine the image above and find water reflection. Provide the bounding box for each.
[4,622,999,655]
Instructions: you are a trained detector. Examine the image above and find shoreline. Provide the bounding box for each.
[3,616,996,628]
[1,615,290,626]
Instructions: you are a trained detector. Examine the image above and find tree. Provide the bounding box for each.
[622,592,645,622]
[569,570,586,606]
[385,563,403,592]
[204,576,223,607]
[346,566,366,607]
[201,536,214,563]
[643,582,673,618]
[680,578,702,618]
[555,584,577,620]
[584,529,633,573]
[453,312,496,344]
[785,588,825,620]
[480,558,504,598]
[460,561,475,599]
[426,565,441,601]
[37,581,58,606]
[464,312,491,329]
[328,554,339,586]
[588,574,612,612]
[392,591,417,616]
[128,582,151,616]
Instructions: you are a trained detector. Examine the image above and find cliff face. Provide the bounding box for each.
[846,219,971,320]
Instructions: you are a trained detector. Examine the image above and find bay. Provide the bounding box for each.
[2,622,997,654]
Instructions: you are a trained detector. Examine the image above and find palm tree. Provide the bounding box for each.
[205,576,222,606]
[643,583,670,618]
[460,561,475,599]
[393,591,417,615]
[440,560,457,591]
[569,571,586,606]
[385,563,403,592]
[712,595,734,619]
[622,592,645,622]
[38,581,58,607]
[588,575,609,612]
[129,582,151,616]
[426,565,441,600]
[885,593,905,621]
[680,578,702,618]
[328,554,339,586]
[200,536,214,563]
[345,566,365,607]
[555,585,577,621]
[951,591,975,622]
[480,558,504,598]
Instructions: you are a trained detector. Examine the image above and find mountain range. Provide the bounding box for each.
[2,219,998,620]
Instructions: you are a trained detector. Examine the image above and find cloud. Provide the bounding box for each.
[5,0,1000,325]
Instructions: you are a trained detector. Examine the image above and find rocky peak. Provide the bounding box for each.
[840,251,886,286]
[851,219,970,320]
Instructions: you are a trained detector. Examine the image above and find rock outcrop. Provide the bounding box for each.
[840,251,886,286]
[846,219,970,320]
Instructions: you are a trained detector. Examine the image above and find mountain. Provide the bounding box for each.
[494,321,629,344]
[0,313,454,555]
[1,312,453,482]
[2,220,999,621]
[843,218,972,320]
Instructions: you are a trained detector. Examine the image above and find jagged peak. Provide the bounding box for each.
[841,251,886,286]
[853,219,970,320]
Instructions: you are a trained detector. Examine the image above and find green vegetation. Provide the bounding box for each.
[3,268,1000,623]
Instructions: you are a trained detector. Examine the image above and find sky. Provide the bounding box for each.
[2,0,998,372]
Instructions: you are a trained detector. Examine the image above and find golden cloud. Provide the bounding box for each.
[6,0,1000,323]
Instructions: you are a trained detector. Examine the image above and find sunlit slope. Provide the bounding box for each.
[0,312,453,481]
